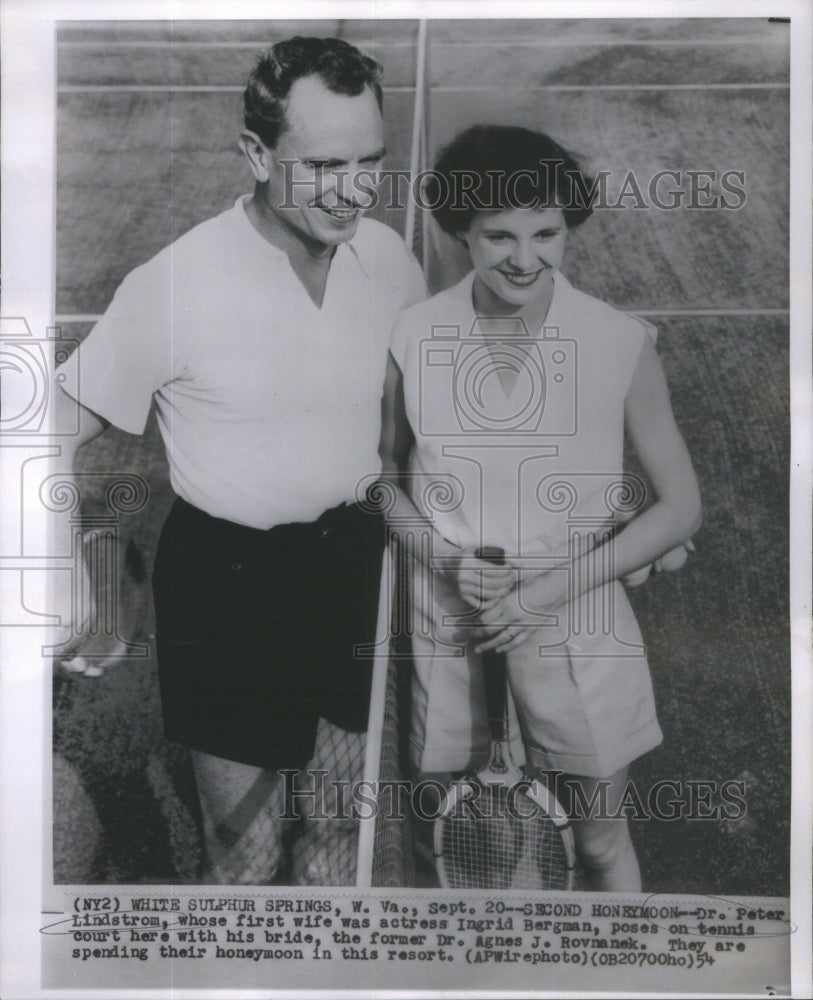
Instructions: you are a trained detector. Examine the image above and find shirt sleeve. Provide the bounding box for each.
[57,255,177,435]
[630,313,658,346]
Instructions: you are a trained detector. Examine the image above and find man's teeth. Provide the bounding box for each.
[322,207,356,219]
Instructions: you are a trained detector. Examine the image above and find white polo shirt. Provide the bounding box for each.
[60,196,426,529]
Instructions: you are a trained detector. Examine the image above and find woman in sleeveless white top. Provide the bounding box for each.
[380,125,701,891]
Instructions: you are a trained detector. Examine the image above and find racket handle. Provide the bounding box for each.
[475,547,508,736]
[475,546,506,567]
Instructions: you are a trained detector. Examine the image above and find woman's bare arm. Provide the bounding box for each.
[477,335,701,652]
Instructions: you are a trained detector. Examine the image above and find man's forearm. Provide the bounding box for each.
[49,385,110,648]
[569,497,702,602]
[376,472,460,569]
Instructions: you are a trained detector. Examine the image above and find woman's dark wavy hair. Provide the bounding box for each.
[244,37,383,148]
[426,125,595,234]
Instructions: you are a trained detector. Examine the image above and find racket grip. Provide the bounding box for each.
[475,546,505,566]
[475,547,508,735]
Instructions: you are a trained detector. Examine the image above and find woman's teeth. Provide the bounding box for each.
[499,270,541,286]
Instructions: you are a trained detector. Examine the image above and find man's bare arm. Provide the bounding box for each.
[50,383,110,668]
[54,382,109,460]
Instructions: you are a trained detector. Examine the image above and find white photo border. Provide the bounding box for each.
[1,1,810,997]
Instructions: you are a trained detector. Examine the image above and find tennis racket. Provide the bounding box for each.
[434,546,575,891]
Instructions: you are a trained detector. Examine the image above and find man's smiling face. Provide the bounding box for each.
[261,74,385,251]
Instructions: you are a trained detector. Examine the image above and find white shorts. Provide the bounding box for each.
[408,566,663,778]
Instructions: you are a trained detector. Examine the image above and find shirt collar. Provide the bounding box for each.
[340,238,371,278]
[234,195,370,277]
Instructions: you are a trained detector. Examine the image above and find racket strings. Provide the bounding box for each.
[440,786,572,891]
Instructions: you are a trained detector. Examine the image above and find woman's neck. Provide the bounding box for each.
[471,273,555,335]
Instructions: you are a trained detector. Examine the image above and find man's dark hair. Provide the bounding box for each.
[244,36,383,148]
[426,125,595,235]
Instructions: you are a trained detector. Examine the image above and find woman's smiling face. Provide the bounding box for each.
[460,206,568,312]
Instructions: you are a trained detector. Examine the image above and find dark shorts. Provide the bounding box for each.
[152,497,386,769]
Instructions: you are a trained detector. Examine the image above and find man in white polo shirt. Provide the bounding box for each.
[55,37,426,884]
